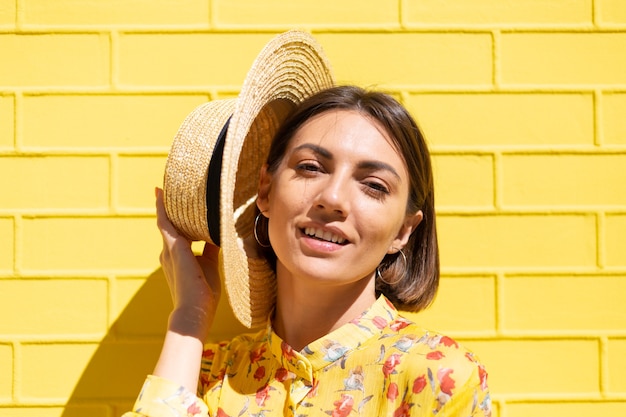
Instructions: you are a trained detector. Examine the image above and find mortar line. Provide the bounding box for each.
[599,335,608,396]
[494,272,504,336]
[492,151,502,211]
[596,211,606,270]
[594,89,603,147]
[491,29,501,90]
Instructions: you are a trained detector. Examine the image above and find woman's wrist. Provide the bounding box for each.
[168,305,214,342]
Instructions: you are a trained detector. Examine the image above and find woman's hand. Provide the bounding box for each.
[152,187,221,392]
[155,187,221,341]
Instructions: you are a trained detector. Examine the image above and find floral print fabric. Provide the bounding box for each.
[125,295,491,417]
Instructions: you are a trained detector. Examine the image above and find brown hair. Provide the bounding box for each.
[263,85,439,312]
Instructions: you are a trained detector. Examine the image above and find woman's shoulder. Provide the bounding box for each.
[382,313,488,387]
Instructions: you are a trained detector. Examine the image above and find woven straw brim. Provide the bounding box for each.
[221,31,334,328]
[164,99,236,242]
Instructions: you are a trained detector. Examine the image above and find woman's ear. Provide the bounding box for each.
[389,210,423,253]
[256,164,272,215]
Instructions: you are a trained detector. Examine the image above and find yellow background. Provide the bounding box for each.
[1,0,626,416]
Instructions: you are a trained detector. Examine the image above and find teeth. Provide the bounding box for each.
[304,227,346,244]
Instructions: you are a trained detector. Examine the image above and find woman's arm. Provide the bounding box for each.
[152,187,221,393]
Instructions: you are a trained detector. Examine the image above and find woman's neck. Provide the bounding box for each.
[271,266,377,351]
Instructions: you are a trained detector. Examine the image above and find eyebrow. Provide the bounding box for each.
[293,143,402,181]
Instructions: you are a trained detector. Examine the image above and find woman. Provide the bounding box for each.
[124,86,491,417]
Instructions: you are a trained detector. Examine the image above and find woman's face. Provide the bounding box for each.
[257,109,422,288]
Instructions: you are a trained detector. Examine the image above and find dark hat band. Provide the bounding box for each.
[206,116,232,247]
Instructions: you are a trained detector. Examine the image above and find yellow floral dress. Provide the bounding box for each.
[125,295,491,417]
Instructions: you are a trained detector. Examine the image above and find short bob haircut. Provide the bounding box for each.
[259,85,439,312]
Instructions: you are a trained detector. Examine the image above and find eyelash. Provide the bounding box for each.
[295,161,390,200]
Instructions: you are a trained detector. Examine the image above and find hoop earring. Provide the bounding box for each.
[254,213,271,248]
[376,248,407,286]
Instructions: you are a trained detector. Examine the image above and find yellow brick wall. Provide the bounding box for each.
[1,0,624,416]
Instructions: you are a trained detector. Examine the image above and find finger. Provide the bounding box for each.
[155,187,185,241]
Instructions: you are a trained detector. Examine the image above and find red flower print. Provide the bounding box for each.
[307,377,319,398]
[478,364,488,390]
[275,367,289,382]
[426,351,445,360]
[202,348,215,360]
[254,365,266,381]
[250,346,266,364]
[281,341,296,361]
[255,384,271,406]
[187,403,202,415]
[412,375,427,394]
[389,318,410,332]
[440,336,458,348]
[331,394,354,417]
[372,316,387,329]
[382,353,402,377]
[387,382,399,400]
[393,401,411,417]
[438,368,455,396]
[216,408,230,417]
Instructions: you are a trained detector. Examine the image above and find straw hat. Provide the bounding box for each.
[163,31,334,328]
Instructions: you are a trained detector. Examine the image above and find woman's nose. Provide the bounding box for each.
[314,173,350,216]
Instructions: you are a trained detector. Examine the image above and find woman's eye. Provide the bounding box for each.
[363,181,390,197]
[295,162,322,173]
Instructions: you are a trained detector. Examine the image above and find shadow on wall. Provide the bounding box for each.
[61,268,248,417]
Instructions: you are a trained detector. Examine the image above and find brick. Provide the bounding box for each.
[406,93,593,147]
[465,339,599,394]
[0,94,14,149]
[405,0,592,25]
[0,0,16,27]
[507,401,626,417]
[501,33,626,85]
[22,94,206,149]
[0,217,13,272]
[22,0,209,26]
[314,33,492,86]
[0,279,107,334]
[501,154,626,207]
[0,34,108,87]
[406,276,496,333]
[0,407,109,417]
[503,275,626,332]
[0,156,109,210]
[603,92,626,145]
[21,217,160,272]
[605,214,626,267]
[214,0,398,26]
[113,275,170,338]
[20,343,98,399]
[20,341,161,400]
[0,343,11,399]
[598,0,626,24]
[116,155,167,209]
[119,33,279,87]
[432,154,494,208]
[608,338,626,393]
[438,214,596,268]
[67,341,161,400]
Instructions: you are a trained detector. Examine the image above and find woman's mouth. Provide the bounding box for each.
[303,227,347,245]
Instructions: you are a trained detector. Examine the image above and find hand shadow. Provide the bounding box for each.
[60,268,248,417]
